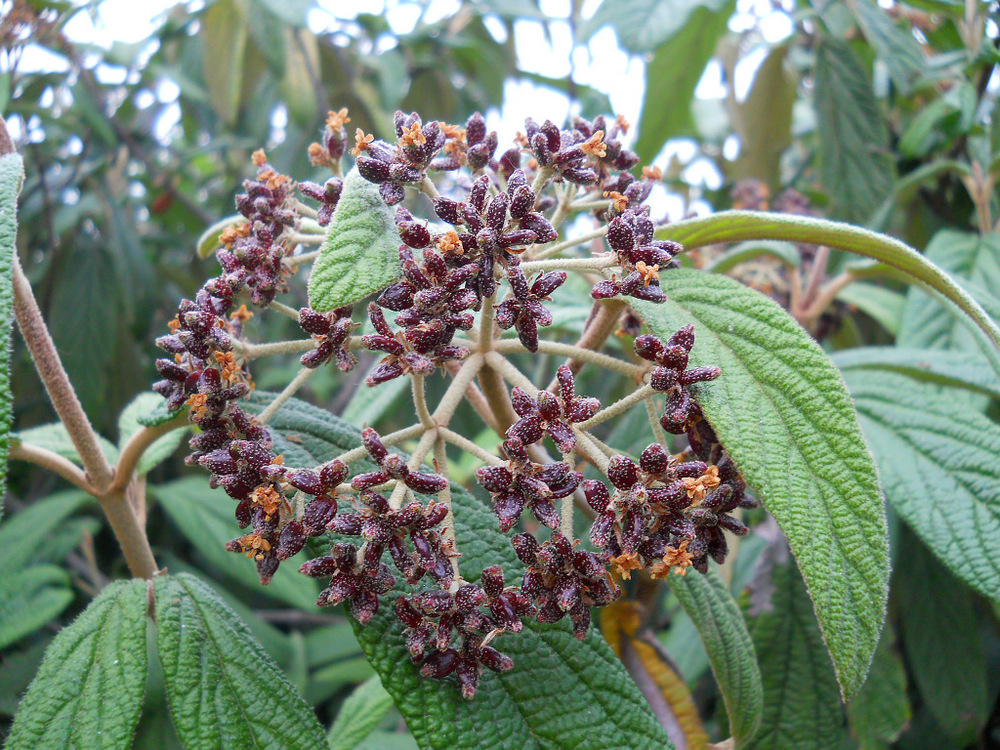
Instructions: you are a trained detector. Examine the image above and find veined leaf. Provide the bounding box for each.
[634,271,889,700]
[0,566,73,650]
[0,152,24,519]
[154,573,328,749]
[5,580,148,750]
[832,346,1000,399]
[745,544,851,750]
[257,395,675,750]
[813,38,894,224]
[666,567,763,744]
[327,675,395,750]
[0,490,91,571]
[847,626,911,749]
[307,167,403,312]
[895,529,989,745]
[655,211,1000,356]
[842,368,1000,603]
[847,0,925,93]
[580,0,732,53]
[117,392,187,475]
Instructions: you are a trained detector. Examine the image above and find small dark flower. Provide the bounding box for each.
[495,265,566,352]
[298,306,358,370]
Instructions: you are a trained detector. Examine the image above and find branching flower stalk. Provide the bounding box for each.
[150,109,759,699]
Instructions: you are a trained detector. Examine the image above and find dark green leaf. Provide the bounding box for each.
[0,153,21,519]
[151,477,319,610]
[848,0,925,93]
[0,490,91,571]
[847,626,910,749]
[5,580,148,750]
[832,346,1000,399]
[154,573,328,749]
[582,0,731,52]
[307,167,403,312]
[814,38,895,224]
[706,240,801,274]
[327,675,395,750]
[634,271,889,700]
[254,0,314,28]
[744,543,851,750]
[0,566,74,650]
[665,567,762,743]
[896,529,989,745]
[340,365,411,427]
[842,368,1000,604]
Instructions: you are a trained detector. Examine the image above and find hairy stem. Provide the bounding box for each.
[438,426,505,466]
[412,374,434,428]
[388,428,438,510]
[110,413,189,493]
[433,435,460,577]
[284,250,321,267]
[266,300,302,322]
[242,338,318,360]
[577,383,655,431]
[518,255,616,275]
[529,225,609,261]
[644,395,668,447]
[257,367,318,424]
[493,337,645,380]
[9,443,94,493]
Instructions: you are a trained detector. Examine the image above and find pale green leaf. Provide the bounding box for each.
[706,240,801,274]
[847,0,925,93]
[117,393,187,475]
[814,38,895,224]
[327,675,395,750]
[196,214,245,259]
[340,363,411,427]
[832,346,1000,399]
[665,567,762,744]
[581,0,731,52]
[5,580,147,750]
[896,529,989,745]
[0,490,92,571]
[633,270,889,700]
[307,168,403,312]
[253,0,313,27]
[257,395,675,750]
[842,368,1000,603]
[11,423,119,467]
[847,626,911,749]
[0,153,21,520]
[656,211,1000,357]
[835,282,906,335]
[0,566,73,650]
[154,573,328,749]
[201,0,248,125]
[150,478,320,610]
[745,546,851,750]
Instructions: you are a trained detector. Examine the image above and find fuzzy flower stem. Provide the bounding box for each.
[266,300,302,322]
[387,428,439,510]
[530,165,555,195]
[576,383,655,431]
[528,225,608,261]
[432,353,485,425]
[412,374,435,428]
[110,413,189,494]
[293,200,319,219]
[242,338,319,360]
[433,435,461,577]
[322,423,426,473]
[559,480,575,539]
[518,255,616,275]
[283,250,321,267]
[493,337,645,380]
[256,366,318,425]
[437,426,505,466]
[644,395,669,448]
[287,232,324,245]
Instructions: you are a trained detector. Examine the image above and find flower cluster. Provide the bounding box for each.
[592,208,681,303]
[298,306,357,370]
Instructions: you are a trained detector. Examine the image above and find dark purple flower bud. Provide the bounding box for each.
[303,494,338,535]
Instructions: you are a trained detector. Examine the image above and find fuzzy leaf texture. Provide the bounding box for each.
[744,544,851,749]
[666,568,763,744]
[0,152,23,519]
[253,393,675,750]
[153,573,328,750]
[841,368,1000,602]
[5,580,148,750]
[633,270,889,700]
[307,167,403,312]
[117,392,187,475]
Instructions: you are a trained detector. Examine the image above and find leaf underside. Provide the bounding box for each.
[0,152,24,519]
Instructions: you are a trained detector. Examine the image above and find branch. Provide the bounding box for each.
[9,442,94,493]
[110,413,189,493]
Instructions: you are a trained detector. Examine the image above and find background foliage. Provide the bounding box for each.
[3,0,1000,747]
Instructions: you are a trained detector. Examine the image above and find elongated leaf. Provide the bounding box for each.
[847,0,925,93]
[706,240,801,274]
[814,38,895,224]
[896,529,989,745]
[5,580,147,750]
[154,573,328,749]
[150,478,319,610]
[0,566,73,650]
[256,395,675,750]
[196,214,245,259]
[633,271,889,700]
[327,675,395,750]
[835,282,906,335]
[0,152,21,520]
[634,4,734,164]
[341,363,411,426]
[0,490,91,571]
[745,545,851,749]
[11,422,119,467]
[842,368,1000,603]
[666,568,762,744]
[656,211,1000,355]
[117,393,187,475]
[832,346,1000,399]
[581,0,731,52]
[307,168,403,312]
[201,0,248,125]
[847,627,910,749]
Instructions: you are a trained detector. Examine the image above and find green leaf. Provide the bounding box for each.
[117,393,187,475]
[847,626,911,749]
[832,346,1000,399]
[705,240,801,274]
[835,282,906,335]
[656,211,1000,357]
[665,567,762,744]
[581,0,732,52]
[150,477,320,610]
[11,422,119,467]
[841,368,1000,603]
[196,214,245,259]
[0,566,74,650]
[896,529,989,745]
[814,38,895,224]
[847,0,925,94]
[327,675,395,750]
[307,168,403,312]
[257,395,675,750]
[634,3,734,164]
[0,490,92,571]
[340,363,411,427]
[201,0,248,125]
[253,0,314,27]
[5,580,148,750]
[633,270,889,700]
[154,573,328,749]
[744,546,851,749]
[0,153,22,520]
[137,399,186,428]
